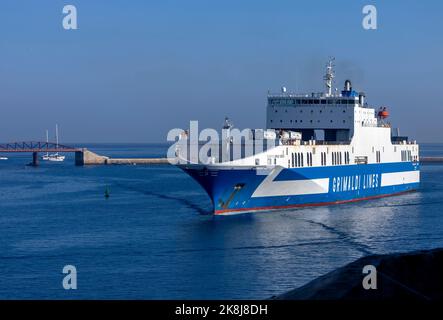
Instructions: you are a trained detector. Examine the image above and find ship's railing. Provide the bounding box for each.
[392,140,418,145]
[174,141,278,164]
[360,122,391,128]
[268,92,328,98]
[280,140,351,146]
[308,140,351,145]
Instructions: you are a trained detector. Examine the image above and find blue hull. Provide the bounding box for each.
[180,162,420,215]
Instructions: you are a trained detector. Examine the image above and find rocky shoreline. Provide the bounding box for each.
[273,248,443,300]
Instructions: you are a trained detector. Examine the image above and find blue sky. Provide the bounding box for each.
[0,0,442,142]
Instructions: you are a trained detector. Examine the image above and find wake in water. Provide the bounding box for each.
[114,182,212,215]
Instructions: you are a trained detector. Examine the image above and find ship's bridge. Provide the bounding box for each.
[266,78,378,142]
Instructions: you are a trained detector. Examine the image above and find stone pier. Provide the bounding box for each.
[75,148,171,166]
[75,148,109,166]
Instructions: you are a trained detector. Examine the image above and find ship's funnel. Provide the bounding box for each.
[344,80,352,91]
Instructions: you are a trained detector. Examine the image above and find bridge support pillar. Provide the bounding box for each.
[32,152,39,166]
[75,150,83,166]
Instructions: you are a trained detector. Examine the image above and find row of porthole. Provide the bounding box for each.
[332,151,351,165]
[275,109,347,114]
[401,150,412,162]
[289,151,350,167]
[290,152,313,167]
[270,119,347,124]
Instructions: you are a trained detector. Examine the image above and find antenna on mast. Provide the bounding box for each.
[324,57,335,97]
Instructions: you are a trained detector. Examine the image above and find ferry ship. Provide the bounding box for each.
[176,59,420,215]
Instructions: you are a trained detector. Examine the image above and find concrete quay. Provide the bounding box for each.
[75,149,172,165]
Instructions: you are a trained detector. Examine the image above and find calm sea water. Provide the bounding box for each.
[1,143,443,299]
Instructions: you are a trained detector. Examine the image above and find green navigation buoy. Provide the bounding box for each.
[104,187,110,199]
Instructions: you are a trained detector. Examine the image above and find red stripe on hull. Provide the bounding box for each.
[214,189,416,215]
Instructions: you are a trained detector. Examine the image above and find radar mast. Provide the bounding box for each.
[324,57,335,97]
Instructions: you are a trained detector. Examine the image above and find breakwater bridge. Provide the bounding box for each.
[0,141,108,166]
[0,141,168,165]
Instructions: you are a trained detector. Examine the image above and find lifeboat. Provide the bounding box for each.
[378,107,389,119]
